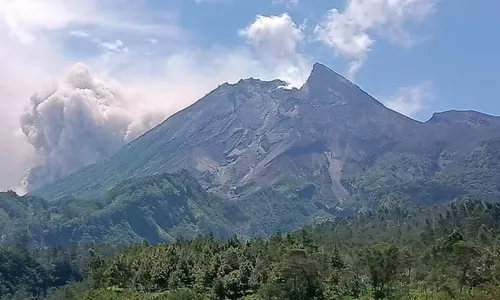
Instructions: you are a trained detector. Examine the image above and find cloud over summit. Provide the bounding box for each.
[240,13,310,88]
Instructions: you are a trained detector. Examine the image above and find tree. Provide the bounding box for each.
[364,243,400,299]
[452,241,480,293]
[261,249,325,300]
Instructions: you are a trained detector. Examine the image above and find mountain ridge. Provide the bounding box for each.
[31,62,500,214]
[427,109,500,128]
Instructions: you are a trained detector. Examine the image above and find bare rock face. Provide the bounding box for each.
[34,63,500,210]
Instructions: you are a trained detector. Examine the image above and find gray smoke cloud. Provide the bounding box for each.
[20,63,150,191]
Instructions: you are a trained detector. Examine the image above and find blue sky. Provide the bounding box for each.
[4,0,498,119]
[175,0,499,120]
[0,0,498,190]
[63,0,497,121]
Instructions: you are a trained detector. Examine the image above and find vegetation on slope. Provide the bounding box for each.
[2,171,241,246]
[343,140,500,210]
[2,199,500,299]
[4,141,500,246]
[2,171,341,246]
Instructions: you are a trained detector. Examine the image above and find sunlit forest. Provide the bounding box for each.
[2,199,500,299]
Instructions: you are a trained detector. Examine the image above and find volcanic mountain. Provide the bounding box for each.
[34,63,500,212]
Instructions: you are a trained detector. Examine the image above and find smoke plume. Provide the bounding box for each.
[20,63,148,191]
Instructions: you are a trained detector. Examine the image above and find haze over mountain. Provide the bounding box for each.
[34,63,500,212]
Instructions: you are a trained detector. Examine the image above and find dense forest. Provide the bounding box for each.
[2,199,500,299]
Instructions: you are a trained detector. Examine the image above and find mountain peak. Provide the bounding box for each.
[311,62,335,74]
[305,62,353,88]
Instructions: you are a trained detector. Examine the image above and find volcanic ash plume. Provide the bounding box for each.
[20,63,139,191]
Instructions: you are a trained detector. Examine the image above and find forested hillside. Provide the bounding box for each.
[1,170,338,246]
[1,171,239,246]
[2,199,500,299]
[5,155,500,248]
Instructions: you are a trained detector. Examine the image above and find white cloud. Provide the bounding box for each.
[20,64,137,190]
[315,0,436,81]
[381,82,434,118]
[69,30,90,38]
[0,0,99,43]
[240,14,303,61]
[100,39,127,52]
[0,0,184,46]
[239,14,311,87]
[0,18,68,192]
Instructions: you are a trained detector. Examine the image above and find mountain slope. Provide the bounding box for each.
[0,191,50,244]
[34,63,500,212]
[1,172,239,245]
[2,170,342,245]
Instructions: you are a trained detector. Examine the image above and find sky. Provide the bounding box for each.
[0,0,499,191]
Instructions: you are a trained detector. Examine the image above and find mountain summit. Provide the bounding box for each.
[306,62,354,87]
[34,63,500,212]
